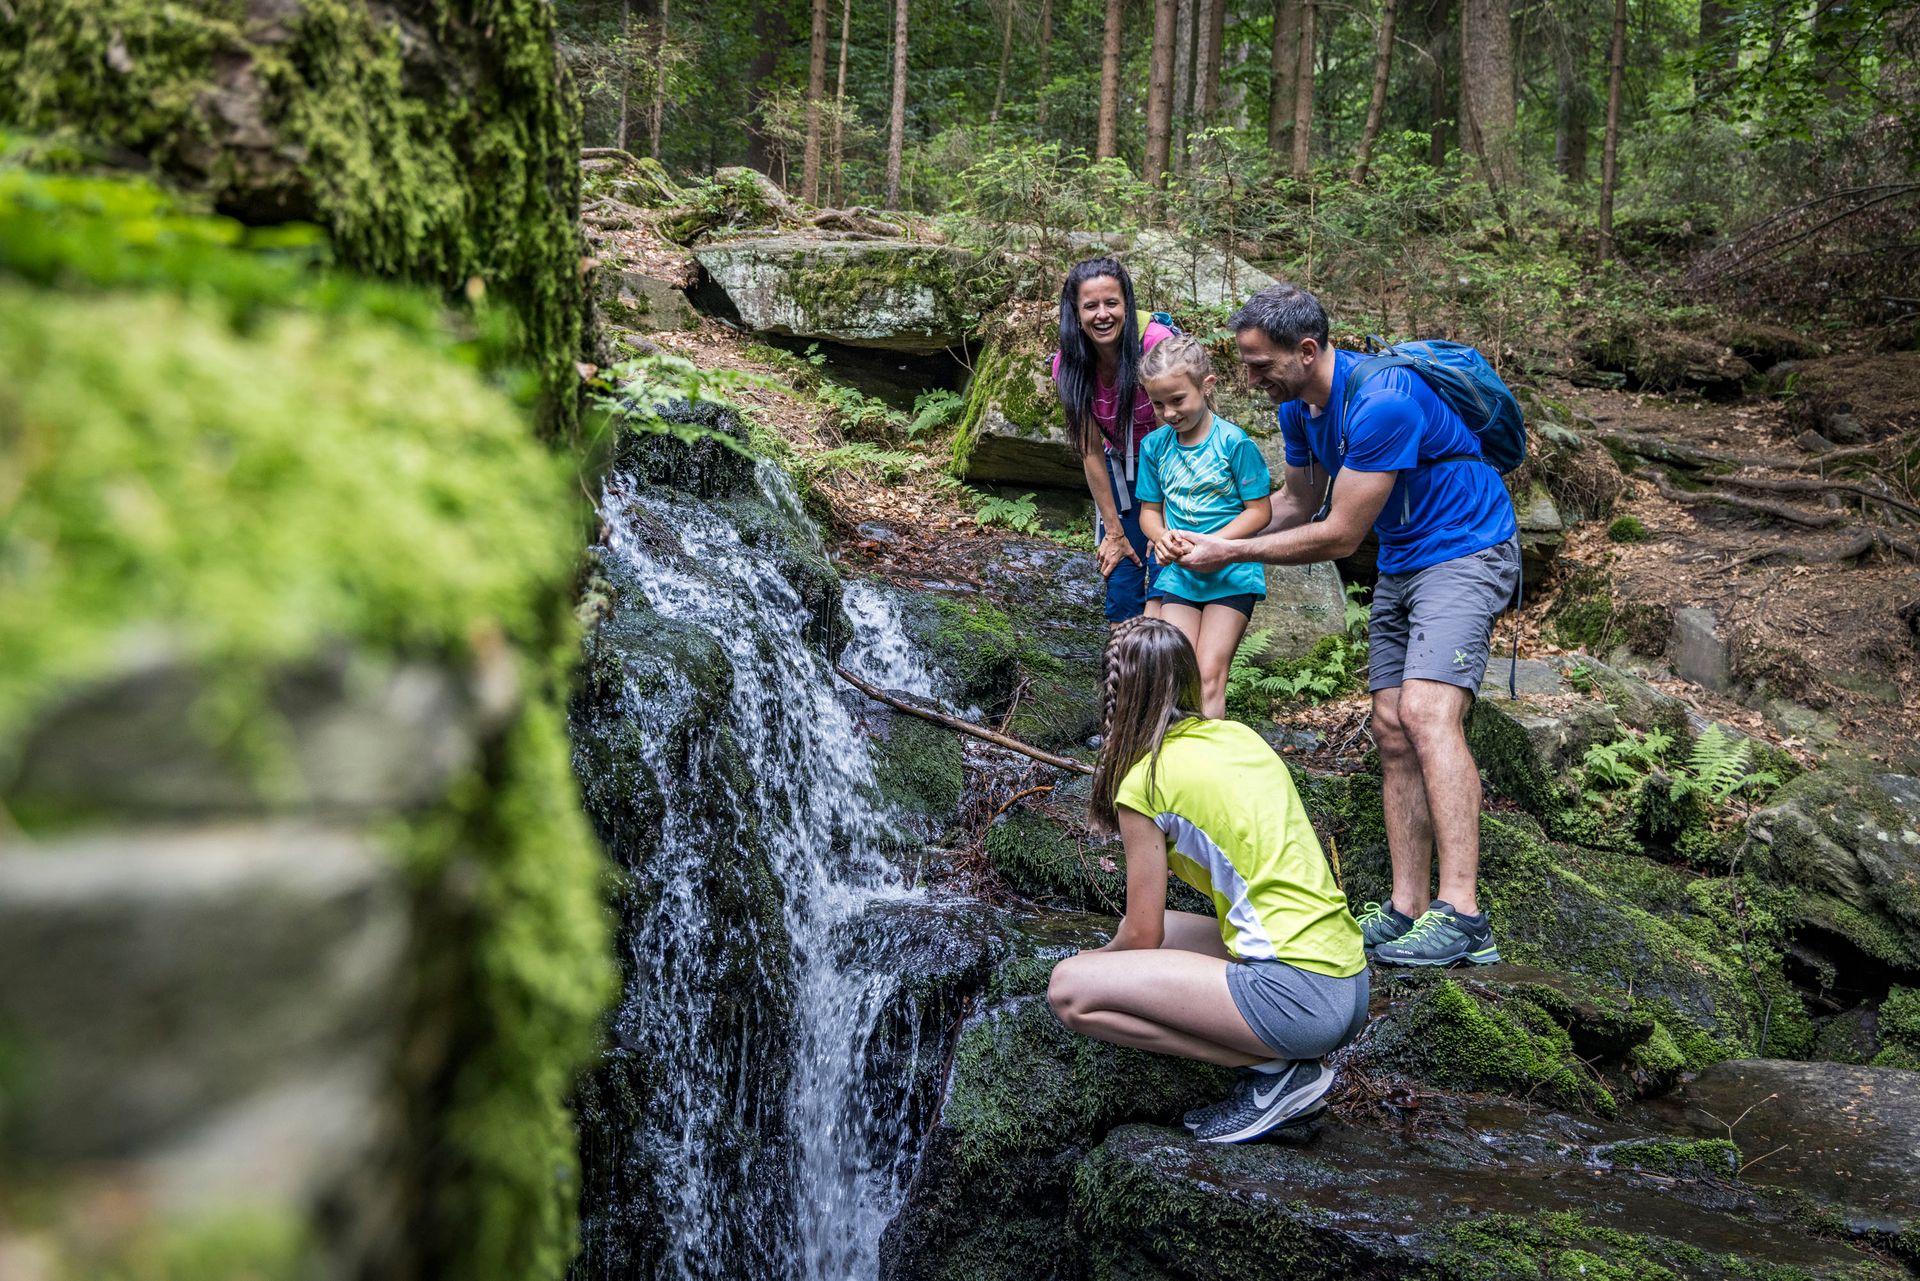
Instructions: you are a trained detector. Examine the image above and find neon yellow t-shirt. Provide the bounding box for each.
[1115,717,1364,977]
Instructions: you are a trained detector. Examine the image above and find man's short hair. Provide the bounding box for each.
[1229,283,1330,350]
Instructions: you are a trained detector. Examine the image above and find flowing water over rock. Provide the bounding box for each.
[570,438,984,1279]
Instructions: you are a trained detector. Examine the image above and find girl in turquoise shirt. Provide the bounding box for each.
[1135,336,1273,718]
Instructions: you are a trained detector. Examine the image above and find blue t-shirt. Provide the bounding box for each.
[1136,414,1271,602]
[1277,348,1516,576]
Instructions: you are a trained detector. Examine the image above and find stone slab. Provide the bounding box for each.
[1671,606,1735,694]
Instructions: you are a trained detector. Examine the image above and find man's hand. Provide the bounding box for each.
[1169,529,1237,573]
[1097,530,1142,577]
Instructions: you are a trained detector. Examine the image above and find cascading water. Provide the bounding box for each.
[571,431,971,1281]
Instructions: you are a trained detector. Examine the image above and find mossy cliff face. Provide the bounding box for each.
[0,0,587,434]
[0,166,612,1280]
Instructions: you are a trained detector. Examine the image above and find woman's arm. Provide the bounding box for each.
[1101,806,1170,951]
[1081,443,1139,577]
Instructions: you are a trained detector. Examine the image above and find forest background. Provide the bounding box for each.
[557,0,1918,340]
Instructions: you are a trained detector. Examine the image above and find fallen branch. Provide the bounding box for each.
[990,785,1055,823]
[1643,469,1849,528]
[1604,432,1885,474]
[836,665,1095,775]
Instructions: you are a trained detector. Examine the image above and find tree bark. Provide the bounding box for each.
[803,0,829,203]
[886,0,908,207]
[1554,18,1589,183]
[1458,0,1516,185]
[616,0,633,153]
[832,0,851,204]
[990,0,1018,123]
[1037,0,1056,124]
[1352,0,1398,181]
[746,3,786,175]
[1174,0,1195,170]
[1291,0,1315,179]
[1194,0,1224,126]
[1598,0,1625,261]
[1268,0,1301,162]
[1145,0,1180,187]
[1097,0,1125,159]
[649,0,671,159]
[1699,0,1737,67]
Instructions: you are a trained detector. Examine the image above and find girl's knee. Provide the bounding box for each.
[1047,960,1087,1025]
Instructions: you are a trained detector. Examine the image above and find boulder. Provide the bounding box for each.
[600,268,700,335]
[1745,765,1920,968]
[1243,563,1351,669]
[1466,659,1620,815]
[1511,480,1566,580]
[0,822,408,1160]
[1123,229,1278,310]
[694,235,993,353]
[1671,605,1736,694]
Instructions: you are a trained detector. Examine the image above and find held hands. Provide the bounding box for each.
[1163,528,1234,572]
[1097,530,1142,578]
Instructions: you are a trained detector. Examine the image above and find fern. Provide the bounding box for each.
[907,389,966,439]
[801,442,927,482]
[975,491,1042,534]
[1342,582,1371,636]
[1580,726,1674,788]
[817,380,909,439]
[1672,724,1780,804]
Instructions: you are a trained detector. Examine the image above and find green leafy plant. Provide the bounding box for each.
[1566,660,1598,693]
[797,441,927,483]
[1581,727,1676,787]
[974,491,1042,534]
[1668,724,1781,806]
[589,354,772,456]
[908,388,966,439]
[817,380,909,441]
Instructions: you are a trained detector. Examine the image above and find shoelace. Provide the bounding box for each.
[1355,901,1391,925]
[1394,908,1457,947]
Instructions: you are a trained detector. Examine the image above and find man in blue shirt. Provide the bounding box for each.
[1169,283,1520,967]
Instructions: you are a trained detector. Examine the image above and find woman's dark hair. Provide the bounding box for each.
[1089,617,1204,835]
[1056,257,1141,458]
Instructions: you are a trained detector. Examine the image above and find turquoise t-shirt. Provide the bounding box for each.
[1135,414,1271,602]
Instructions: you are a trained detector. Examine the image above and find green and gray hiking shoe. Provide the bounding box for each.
[1371,900,1501,967]
[1355,901,1416,951]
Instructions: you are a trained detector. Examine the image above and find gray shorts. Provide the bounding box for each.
[1225,959,1371,1060]
[1368,537,1520,693]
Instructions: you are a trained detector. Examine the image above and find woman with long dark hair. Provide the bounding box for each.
[1052,257,1175,622]
[1047,618,1369,1143]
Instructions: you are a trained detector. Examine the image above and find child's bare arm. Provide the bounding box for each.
[1101,806,1169,951]
[1212,495,1274,542]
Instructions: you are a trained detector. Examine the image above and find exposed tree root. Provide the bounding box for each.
[1642,469,1849,528]
[1603,431,1886,474]
[1727,528,1920,567]
[1711,474,1920,522]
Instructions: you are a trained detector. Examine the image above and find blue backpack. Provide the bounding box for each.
[1338,337,1527,473]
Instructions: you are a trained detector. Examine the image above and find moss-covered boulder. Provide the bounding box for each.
[0,0,588,434]
[694,234,1001,353]
[1746,765,1920,970]
[950,302,1078,488]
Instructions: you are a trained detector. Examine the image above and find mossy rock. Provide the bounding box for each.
[982,789,1211,916]
[869,712,965,835]
[1,0,589,435]
[950,304,1075,488]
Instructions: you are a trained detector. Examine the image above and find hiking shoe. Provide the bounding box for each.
[1356,900,1416,951]
[1191,1060,1336,1144]
[1371,900,1501,967]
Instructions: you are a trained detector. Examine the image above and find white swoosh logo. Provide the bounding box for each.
[1253,1079,1289,1108]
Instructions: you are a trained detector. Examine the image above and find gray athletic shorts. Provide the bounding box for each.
[1225,959,1371,1060]
[1368,536,1521,693]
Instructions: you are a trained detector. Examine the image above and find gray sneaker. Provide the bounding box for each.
[1371,900,1501,967]
[1190,1060,1336,1144]
[1355,900,1416,950]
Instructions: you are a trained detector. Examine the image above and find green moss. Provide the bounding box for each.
[951,309,1058,475]
[871,713,966,832]
[1605,1138,1741,1177]
[1880,986,1920,1058]
[90,1209,309,1281]
[0,167,613,1280]
[1608,515,1652,543]
[0,0,587,436]
[1549,565,1618,649]
[985,809,1124,911]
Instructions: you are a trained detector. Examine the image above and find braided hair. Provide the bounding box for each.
[1055,257,1143,458]
[1088,617,1204,835]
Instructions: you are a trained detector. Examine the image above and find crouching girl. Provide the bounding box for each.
[1047,618,1369,1143]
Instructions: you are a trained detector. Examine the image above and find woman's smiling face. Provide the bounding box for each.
[1075,275,1126,350]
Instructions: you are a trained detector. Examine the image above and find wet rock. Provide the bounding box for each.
[0,822,408,1159]
[1635,1060,1920,1241]
[1745,764,1920,968]
[1076,1107,1900,1280]
[694,236,995,353]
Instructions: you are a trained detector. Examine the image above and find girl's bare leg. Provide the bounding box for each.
[1192,603,1252,720]
[1162,909,1232,958]
[1047,946,1273,1066]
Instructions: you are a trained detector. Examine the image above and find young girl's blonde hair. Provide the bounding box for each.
[1138,334,1217,407]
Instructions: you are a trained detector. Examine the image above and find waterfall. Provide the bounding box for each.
[572,453,949,1280]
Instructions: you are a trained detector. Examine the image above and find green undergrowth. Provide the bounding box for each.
[0,0,586,434]
[0,162,613,1281]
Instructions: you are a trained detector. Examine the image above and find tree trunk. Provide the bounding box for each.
[649,0,671,159]
[616,0,633,152]
[1199,0,1227,122]
[990,0,1017,123]
[1291,0,1315,179]
[1268,0,1301,162]
[1598,0,1626,261]
[832,0,851,203]
[803,0,829,203]
[1097,0,1124,159]
[886,0,908,207]
[1037,0,1055,124]
[1554,19,1589,183]
[747,4,786,175]
[1698,0,1737,66]
[1352,0,1398,181]
[1174,0,1195,171]
[1458,0,1516,186]
[1145,0,1180,187]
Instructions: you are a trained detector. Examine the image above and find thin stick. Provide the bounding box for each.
[836,666,1096,775]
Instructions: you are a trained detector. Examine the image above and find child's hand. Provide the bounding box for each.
[1150,533,1185,564]
[1161,529,1194,560]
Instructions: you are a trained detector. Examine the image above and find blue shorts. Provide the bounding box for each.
[1096,453,1160,623]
